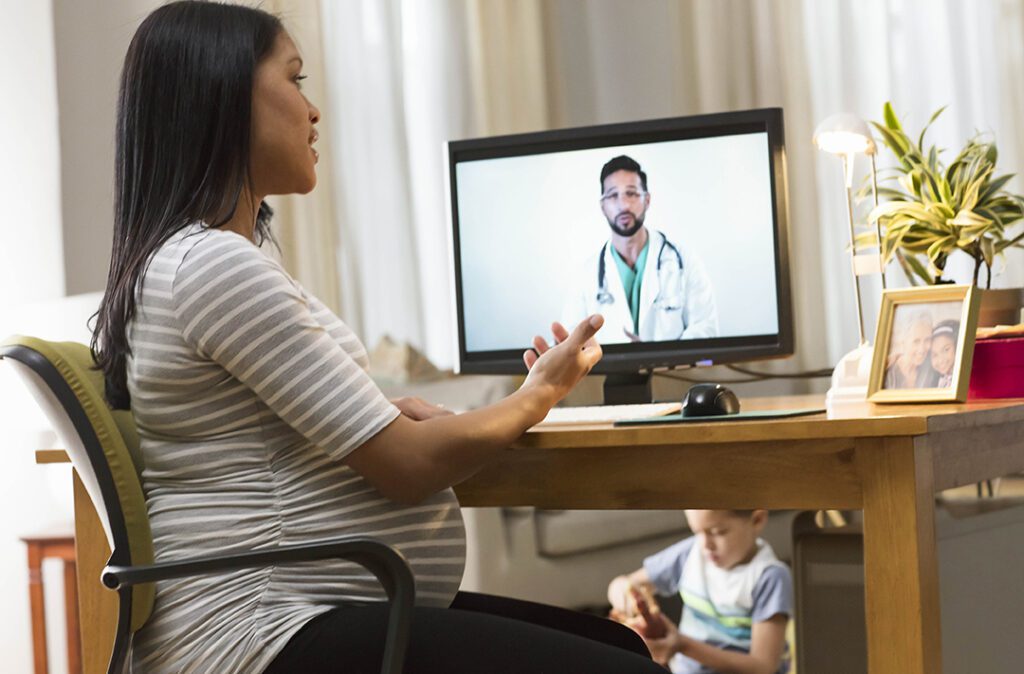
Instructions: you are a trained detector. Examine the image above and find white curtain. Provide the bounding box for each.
[318,0,551,367]
[316,0,1024,376]
[262,0,343,312]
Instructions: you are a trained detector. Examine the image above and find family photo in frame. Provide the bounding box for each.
[868,285,982,403]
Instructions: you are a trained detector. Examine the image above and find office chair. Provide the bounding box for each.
[1,337,414,674]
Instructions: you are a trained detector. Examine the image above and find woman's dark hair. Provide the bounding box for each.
[92,1,282,409]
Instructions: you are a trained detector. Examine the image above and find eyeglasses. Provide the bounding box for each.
[600,189,646,204]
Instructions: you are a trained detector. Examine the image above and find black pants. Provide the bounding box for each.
[265,591,664,673]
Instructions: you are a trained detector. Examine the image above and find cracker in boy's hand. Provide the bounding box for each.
[609,584,668,640]
[629,586,668,639]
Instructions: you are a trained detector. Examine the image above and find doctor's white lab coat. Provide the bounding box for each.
[561,229,719,344]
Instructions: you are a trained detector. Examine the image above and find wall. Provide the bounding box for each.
[0,1,69,671]
[0,2,159,671]
[53,0,162,296]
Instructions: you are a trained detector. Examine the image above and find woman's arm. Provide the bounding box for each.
[389,396,453,421]
[644,614,788,674]
[170,234,602,504]
[347,316,604,504]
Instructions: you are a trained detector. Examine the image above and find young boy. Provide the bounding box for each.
[607,510,792,674]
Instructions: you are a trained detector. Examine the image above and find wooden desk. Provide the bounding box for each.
[48,395,1024,674]
[20,532,81,674]
[36,452,117,674]
[455,395,1024,674]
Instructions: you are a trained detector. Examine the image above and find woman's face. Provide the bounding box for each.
[250,32,321,197]
[905,320,933,367]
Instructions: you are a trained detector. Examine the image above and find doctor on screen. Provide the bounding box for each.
[562,155,718,344]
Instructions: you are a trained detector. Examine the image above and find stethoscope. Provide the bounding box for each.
[595,233,684,305]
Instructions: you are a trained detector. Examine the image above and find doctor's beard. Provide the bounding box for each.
[607,211,645,238]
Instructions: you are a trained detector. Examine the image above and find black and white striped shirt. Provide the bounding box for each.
[127,223,465,673]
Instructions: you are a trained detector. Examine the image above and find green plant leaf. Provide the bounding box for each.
[981,237,995,267]
[926,202,956,220]
[883,101,902,132]
[949,208,992,227]
[961,165,994,211]
[871,122,912,162]
[978,173,1015,204]
[917,105,947,149]
[898,173,919,198]
[869,103,1024,283]
[904,254,933,284]
[923,169,944,204]
[869,200,946,227]
[939,177,954,206]
[883,226,912,263]
[854,230,881,249]
[877,186,911,201]
[994,228,1024,253]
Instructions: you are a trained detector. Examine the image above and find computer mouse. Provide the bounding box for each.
[681,383,741,417]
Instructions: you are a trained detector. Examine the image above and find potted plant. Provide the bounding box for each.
[864,102,1024,290]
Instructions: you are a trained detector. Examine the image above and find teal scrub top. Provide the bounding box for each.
[610,240,650,334]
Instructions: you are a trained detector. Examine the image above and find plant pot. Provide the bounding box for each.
[978,288,1024,327]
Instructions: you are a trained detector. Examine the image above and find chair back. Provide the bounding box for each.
[1,336,155,631]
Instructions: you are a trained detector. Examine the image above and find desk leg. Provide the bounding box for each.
[73,472,119,674]
[858,437,941,674]
[64,558,82,674]
[25,542,48,674]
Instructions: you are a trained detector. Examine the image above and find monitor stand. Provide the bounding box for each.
[603,373,653,405]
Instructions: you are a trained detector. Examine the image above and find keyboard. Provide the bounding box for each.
[539,402,682,425]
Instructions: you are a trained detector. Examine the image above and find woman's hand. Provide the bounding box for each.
[521,315,604,406]
[349,316,602,505]
[390,397,454,421]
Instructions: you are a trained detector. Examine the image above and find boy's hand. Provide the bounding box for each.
[641,613,683,666]
[630,587,666,638]
[613,586,668,641]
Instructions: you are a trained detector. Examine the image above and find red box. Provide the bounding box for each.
[968,337,1024,399]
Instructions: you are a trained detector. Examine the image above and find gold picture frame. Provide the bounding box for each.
[867,284,981,403]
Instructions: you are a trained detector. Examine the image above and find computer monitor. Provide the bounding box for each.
[446,108,793,401]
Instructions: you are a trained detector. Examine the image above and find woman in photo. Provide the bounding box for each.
[884,309,940,389]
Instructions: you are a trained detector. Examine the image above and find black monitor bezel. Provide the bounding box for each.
[446,107,794,375]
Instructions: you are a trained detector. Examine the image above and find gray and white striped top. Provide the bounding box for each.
[127,223,466,673]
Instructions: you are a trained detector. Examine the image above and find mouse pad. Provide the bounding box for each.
[614,407,826,426]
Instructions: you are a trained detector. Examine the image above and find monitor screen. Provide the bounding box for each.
[447,108,793,375]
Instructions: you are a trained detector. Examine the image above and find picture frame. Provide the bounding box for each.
[867,284,981,403]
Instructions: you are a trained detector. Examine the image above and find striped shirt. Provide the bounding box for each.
[127,223,466,673]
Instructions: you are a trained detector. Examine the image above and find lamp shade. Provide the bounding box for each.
[813,113,876,155]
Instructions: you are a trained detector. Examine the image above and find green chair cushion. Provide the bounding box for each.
[2,336,155,631]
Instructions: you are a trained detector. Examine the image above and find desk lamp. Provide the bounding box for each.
[814,113,885,407]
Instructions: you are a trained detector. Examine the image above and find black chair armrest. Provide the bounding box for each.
[103,536,414,674]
